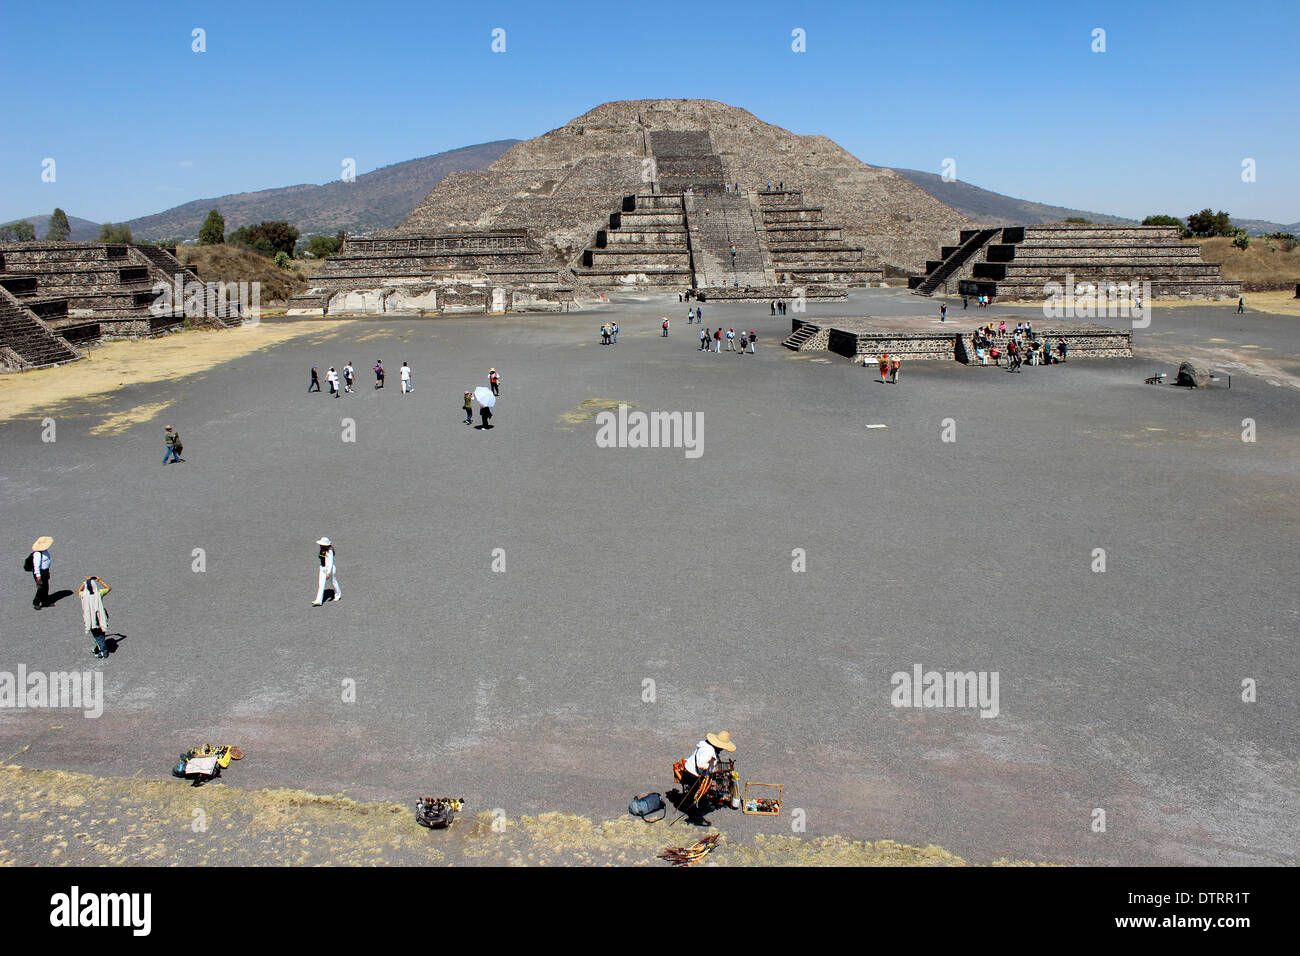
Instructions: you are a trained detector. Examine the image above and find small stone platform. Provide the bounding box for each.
[785,316,1133,363]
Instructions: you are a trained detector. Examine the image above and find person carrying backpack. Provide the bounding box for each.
[27,536,52,610]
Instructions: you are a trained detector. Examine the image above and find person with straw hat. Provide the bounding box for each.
[29,536,53,610]
[311,536,341,607]
[675,730,737,817]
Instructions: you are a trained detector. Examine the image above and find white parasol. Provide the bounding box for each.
[474,386,496,408]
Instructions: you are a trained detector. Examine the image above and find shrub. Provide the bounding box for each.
[0,220,36,241]
[98,222,133,244]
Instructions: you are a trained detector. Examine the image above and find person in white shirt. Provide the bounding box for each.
[312,536,341,606]
[30,536,52,609]
[343,363,355,393]
[327,367,340,398]
[676,730,737,814]
[400,362,413,395]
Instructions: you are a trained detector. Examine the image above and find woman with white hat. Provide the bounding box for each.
[675,730,737,817]
[29,536,53,609]
[311,537,341,606]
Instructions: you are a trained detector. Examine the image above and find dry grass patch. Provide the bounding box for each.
[0,322,341,421]
[1190,236,1300,290]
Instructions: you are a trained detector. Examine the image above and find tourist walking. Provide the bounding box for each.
[343,363,355,393]
[888,355,902,384]
[1237,296,1245,314]
[400,361,413,395]
[770,301,776,315]
[700,328,709,350]
[726,327,735,351]
[663,317,670,337]
[1059,340,1068,362]
[695,306,702,324]
[309,366,321,392]
[78,575,111,659]
[28,535,52,610]
[611,323,619,344]
[878,352,890,383]
[479,403,494,430]
[327,367,340,398]
[738,331,747,354]
[940,304,947,323]
[713,328,722,353]
[311,537,341,606]
[463,390,474,424]
[748,330,756,353]
[163,425,183,464]
[374,360,385,389]
[489,368,500,395]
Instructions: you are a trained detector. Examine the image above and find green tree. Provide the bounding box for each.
[229,220,299,258]
[306,233,343,258]
[1230,228,1250,250]
[0,219,37,241]
[198,209,226,245]
[1064,217,1092,224]
[1142,214,1190,237]
[97,222,134,244]
[45,208,71,241]
[1187,209,1232,237]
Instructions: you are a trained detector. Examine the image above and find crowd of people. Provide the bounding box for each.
[697,326,757,353]
[309,361,501,428]
[968,321,1067,371]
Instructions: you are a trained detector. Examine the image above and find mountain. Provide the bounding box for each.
[1228,218,1300,236]
[888,168,1137,227]
[124,140,519,241]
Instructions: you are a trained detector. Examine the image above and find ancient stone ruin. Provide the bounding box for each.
[290,99,967,314]
[909,224,1240,300]
[0,242,231,371]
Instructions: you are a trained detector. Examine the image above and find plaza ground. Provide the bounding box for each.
[1,289,1296,865]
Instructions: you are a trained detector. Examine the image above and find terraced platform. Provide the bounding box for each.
[909,225,1240,300]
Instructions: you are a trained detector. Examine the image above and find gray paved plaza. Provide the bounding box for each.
[2,289,1296,864]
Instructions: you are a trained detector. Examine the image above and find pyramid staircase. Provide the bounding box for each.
[0,285,82,370]
[911,228,1001,295]
[684,190,769,288]
[909,225,1241,300]
[0,242,206,337]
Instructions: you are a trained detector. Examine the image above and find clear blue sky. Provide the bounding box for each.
[1,0,1296,226]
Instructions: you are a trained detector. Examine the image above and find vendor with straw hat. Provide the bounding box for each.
[676,730,737,810]
[29,536,53,610]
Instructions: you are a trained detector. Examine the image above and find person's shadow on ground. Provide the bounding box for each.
[47,589,74,606]
[666,787,712,827]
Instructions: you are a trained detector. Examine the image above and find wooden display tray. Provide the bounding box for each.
[742,781,783,815]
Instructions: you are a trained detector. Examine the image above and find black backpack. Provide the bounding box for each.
[22,553,33,573]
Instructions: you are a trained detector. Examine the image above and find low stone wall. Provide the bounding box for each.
[829,328,958,361]
[953,326,1132,363]
[698,284,846,302]
[799,321,1135,363]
